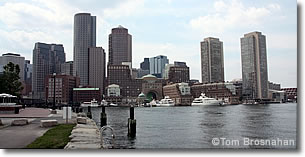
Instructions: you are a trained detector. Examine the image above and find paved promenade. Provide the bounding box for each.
[0,108,77,149]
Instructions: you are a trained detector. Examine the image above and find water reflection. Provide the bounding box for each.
[88,103,296,149]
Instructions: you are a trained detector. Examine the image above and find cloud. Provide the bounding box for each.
[190,0,281,35]
[102,0,145,19]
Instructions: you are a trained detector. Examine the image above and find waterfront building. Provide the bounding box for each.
[281,88,297,101]
[73,13,96,86]
[108,25,132,66]
[140,58,150,71]
[200,37,224,83]
[45,74,79,104]
[268,89,286,103]
[191,82,241,104]
[88,47,106,95]
[0,53,25,81]
[269,81,281,91]
[163,83,193,106]
[241,31,269,99]
[107,64,142,103]
[105,84,123,104]
[141,74,164,101]
[61,61,73,76]
[149,55,169,78]
[73,87,101,103]
[32,42,65,99]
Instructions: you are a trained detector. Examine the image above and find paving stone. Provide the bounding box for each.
[11,119,28,126]
[40,120,58,127]
[76,117,87,124]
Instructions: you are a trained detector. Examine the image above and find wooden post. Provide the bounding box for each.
[128,106,136,138]
[100,106,107,127]
[87,106,92,119]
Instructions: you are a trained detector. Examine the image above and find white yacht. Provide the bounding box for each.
[191,93,223,106]
[100,100,108,106]
[81,99,100,107]
[158,96,175,107]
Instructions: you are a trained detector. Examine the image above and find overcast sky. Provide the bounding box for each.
[0,0,297,87]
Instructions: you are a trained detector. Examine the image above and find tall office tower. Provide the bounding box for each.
[32,42,65,99]
[61,61,74,76]
[140,58,150,71]
[73,13,96,86]
[0,53,25,82]
[149,55,169,78]
[108,25,132,66]
[241,31,268,99]
[200,37,224,83]
[89,47,106,95]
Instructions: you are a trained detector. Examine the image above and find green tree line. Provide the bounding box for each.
[0,62,24,97]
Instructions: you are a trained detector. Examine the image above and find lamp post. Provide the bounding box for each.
[51,73,57,114]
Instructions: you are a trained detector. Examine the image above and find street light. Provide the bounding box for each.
[52,73,56,114]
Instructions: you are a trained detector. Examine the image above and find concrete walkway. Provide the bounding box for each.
[0,108,77,148]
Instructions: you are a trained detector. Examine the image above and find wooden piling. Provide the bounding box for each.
[100,106,107,127]
[128,106,136,137]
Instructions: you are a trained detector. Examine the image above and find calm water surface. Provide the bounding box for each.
[88,103,297,149]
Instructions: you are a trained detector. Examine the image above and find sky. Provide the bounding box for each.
[0,0,297,88]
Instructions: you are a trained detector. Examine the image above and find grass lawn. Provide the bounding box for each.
[26,124,75,149]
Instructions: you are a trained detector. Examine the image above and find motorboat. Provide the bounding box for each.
[81,99,101,107]
[100,99,108,106]
[191,93,223,106]
[158,96,175,107]
[109,103,118,107]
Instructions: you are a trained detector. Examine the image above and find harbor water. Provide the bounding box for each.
[88,103,297,149]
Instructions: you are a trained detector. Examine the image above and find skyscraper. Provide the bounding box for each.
[89,47,106,95]
[200,37,224,83]
[73,13,96,86]
[241,31,268,99]
[32,42,65,99]
[149,55,169,78]
[108,25,132,66]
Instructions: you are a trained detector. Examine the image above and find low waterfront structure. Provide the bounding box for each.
[163,83,193,106]
[73,87,101,103]
[191,82,241,104]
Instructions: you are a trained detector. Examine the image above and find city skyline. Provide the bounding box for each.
[0,0,297,87]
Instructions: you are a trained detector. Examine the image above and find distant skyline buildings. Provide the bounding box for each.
[149,55,169,78]
[73,13,96,86]
[200,37,224,84]
[0,53,25,82]
[108,25,132,66]
[241,31,269,99]
[32,42,65,99]
[88,47,106,95]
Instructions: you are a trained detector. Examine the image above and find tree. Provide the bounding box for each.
[0,62,23,97]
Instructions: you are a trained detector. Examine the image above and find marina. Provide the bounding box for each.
[87,102,297,149]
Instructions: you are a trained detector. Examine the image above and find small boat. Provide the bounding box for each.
[109,103,118,107]
[158,96,175,107]
[81,99,101,107]
[191,93,223,106]
[100,100,108,106]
